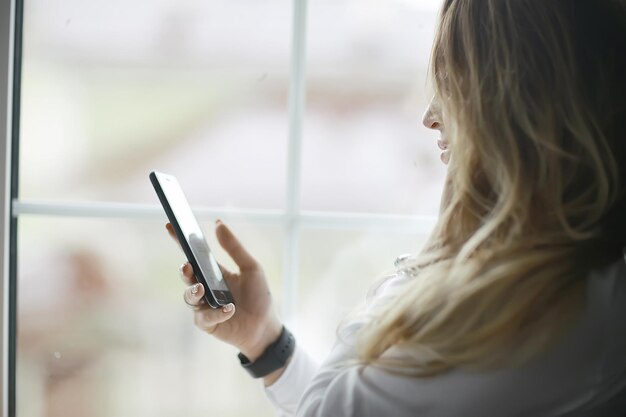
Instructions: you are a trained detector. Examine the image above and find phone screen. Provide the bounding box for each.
[151,172,229,295]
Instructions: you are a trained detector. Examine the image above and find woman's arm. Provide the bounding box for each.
[293,322,424,417]
[265,346,319,417]
[293,275,422,417]
[170,221,318,415]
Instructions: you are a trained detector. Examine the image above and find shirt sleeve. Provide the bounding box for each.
[293,319,429,417]
[267,274,412,417]
[265,345,320,417]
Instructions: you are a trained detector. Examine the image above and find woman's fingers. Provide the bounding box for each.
[194,303,236,333]
[183,282,207,309]
[215,220,258,271]
[166,223,178,242]
[173,221,238,335]
[180,262,196,285]
[183,282,236,332]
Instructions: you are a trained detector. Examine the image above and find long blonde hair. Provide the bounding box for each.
[358,0,626,375]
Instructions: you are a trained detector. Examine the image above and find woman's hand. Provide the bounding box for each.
[167,220,283,362]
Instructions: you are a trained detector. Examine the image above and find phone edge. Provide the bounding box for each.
[149,171,231,308]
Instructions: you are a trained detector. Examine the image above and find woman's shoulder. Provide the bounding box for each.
[356,255,626,416]
[364,253,421,303]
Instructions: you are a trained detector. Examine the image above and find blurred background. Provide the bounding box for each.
[16,0,446,415]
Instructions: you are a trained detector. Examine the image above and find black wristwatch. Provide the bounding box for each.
[238,326,295,378]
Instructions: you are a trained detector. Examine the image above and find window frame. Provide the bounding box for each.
[1,0,437,415]
[1,0,19,415]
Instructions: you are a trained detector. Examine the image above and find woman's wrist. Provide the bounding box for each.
[238,325,295,381]
[239,320,283,362]
[262,357,291,387]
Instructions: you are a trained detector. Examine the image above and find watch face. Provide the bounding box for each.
[238,327,294,378]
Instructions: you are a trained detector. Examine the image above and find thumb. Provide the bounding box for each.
[215,220,258,272]
[194,303,236,332]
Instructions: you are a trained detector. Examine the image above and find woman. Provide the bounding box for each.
[171,0,626,415]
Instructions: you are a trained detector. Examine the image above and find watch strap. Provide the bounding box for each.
[238,326,295,378]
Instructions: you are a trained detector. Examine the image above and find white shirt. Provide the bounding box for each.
[265,257,626,417]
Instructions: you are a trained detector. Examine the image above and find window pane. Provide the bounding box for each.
[301,0,446,215]
[296,228,429,360]
[20,0,290,209]
[17,216,283,417]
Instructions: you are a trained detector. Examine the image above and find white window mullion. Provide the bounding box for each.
[12,199,285,224]
[284,0,308,324]
[12,199,438,234]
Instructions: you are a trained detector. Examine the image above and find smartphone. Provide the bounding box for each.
[150,170,235,308]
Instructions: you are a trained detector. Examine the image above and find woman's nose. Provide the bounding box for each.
[422,106,441,130]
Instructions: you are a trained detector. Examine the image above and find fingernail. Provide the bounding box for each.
[222,303,234,313]
[215,219,222,225]
[179,263,186,273]
[191,283,201,295]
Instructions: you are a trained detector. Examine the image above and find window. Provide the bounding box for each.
[2,0,444,415]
